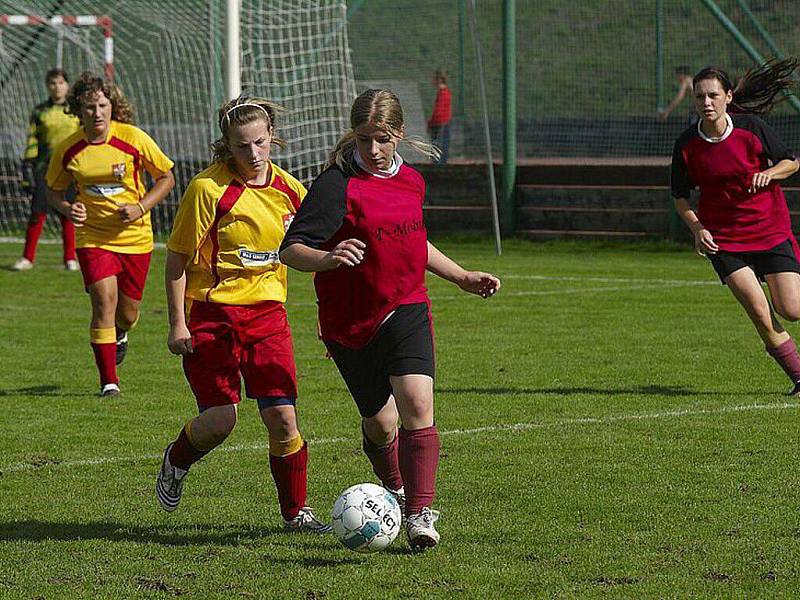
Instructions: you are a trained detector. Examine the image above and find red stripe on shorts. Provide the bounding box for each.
[108,136,141,193]
[206,179,246,301]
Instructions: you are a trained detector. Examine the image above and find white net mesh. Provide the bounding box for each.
[0,0,355,239]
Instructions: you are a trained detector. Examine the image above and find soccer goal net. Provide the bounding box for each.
[0,0,355,240]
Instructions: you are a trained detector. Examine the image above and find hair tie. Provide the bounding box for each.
[223,102,271,126]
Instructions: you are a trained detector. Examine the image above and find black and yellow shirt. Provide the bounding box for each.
[24,99,80,165]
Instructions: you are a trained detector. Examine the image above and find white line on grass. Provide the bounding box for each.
[2,401,797,476]
[504,274,716,286]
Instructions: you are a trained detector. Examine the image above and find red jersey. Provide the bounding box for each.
[428,86,452,128]
[281,159,429,348]
[671,113,796,252]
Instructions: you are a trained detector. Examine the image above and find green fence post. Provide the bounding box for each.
[701,0,800,113]
[502,0,516,235]
[656,0,664,111]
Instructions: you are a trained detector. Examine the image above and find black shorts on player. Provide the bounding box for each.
[708,239,800,283]
[324,302,435,419]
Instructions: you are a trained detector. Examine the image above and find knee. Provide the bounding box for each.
[262,406,298,440]
[91,291,117,315]
[363,415,397,445]
[203,408,237,445]
[116,311,139,331]
[775,304,800,322]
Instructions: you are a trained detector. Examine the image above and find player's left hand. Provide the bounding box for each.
[115,201,144,223]
[458,271,501,298]
[749,171,773,193]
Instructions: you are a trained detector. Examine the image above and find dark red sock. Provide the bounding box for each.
[59,214,76,261]
[22,212,46,262]
[766,337,800,383]
[90,342,117,386]
[168,426,210,471]
[269,441,308,521]
[398,425,440,515]
[362,426,403,491]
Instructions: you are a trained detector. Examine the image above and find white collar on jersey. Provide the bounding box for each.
[354,147,403,178]
[697,113,734,143]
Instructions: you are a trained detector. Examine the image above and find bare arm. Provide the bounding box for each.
[117,169,176,223]
[749,158,800,192]
[48,187,86,225]
[674,196,718,256]
[280,238,366,272]
[426,241,501,298]
[165,249,193,355]
[659,79,692,120]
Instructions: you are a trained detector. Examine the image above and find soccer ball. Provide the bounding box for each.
[331,483,402,553]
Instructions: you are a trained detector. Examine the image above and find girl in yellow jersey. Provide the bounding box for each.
[46,72,175,397]
[155,97,330,532]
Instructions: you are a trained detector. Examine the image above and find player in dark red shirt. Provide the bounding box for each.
[280,88,501,551]
[427,69,452,165]
[671,59,800,393]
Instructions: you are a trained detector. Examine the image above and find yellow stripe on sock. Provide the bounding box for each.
[269,434,303,457]
[90,327,116,344]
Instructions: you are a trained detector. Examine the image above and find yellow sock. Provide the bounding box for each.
[90,327,116,344]
[269,434,303,457]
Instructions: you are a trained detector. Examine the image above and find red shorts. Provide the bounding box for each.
[76,247,152,301]
[183,300,298,410]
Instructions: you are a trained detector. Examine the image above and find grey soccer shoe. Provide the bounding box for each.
[116,331,128,366]
[156,443,188,512]
[406,507,440,551]
[284,506,332,534]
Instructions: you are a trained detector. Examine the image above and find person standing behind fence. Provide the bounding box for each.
[13,69,81,272]
[671,58,800,393]
[46,72,175,397]
[659,65,694,122]
[280,88,501,550]
[155,97,330,533]
[427,69,452,164]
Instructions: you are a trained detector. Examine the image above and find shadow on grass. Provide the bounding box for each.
[0,520,303,546]
[438,385,740,397]
[0,385,87,398]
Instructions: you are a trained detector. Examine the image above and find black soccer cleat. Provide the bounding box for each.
[116,331,128,366]
[789,381,800,397]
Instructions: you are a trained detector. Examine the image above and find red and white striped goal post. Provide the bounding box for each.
[0,14,114,81]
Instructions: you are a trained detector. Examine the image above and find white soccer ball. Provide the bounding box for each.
[331,483,402,553]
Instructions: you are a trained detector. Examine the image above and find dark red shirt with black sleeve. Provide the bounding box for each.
[280,161,429,349]
[671,113,797,252]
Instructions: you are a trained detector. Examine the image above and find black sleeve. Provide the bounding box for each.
[280,166,348,251]
[670,136,694,199]
[753,116,794,163]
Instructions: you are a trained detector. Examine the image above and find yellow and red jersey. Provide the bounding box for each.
[168,161,306,305]
[46,120,174,253]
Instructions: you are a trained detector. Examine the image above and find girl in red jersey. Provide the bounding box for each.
[155,97,330,533]
[46,72,175,397]
[671,59,800,393]
[280,88,501,551]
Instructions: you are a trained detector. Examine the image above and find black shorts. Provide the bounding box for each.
[324,302,435,419]
[709,239,800,283]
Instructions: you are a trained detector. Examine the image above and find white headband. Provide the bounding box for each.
[224,102,271,125]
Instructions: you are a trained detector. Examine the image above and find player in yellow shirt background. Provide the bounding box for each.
[155,97,330,532]
[46,72,175,397]
[12,68,80,271]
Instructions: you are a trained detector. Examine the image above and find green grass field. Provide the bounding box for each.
[1,238,799,599]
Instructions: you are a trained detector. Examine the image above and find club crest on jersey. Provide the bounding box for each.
[239,248,280,267]
[283,213,294,232]
[112,162,126,180]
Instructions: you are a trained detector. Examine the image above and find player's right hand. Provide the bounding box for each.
[167,324,193,355]
[69,202,87,226]
[693,227,718,256]
[325,238,366,269]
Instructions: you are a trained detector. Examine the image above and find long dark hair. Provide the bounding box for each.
[693,57,799,116]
